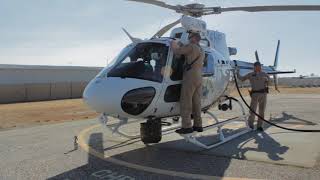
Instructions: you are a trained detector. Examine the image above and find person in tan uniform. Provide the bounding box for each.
[171,32,205,134]
[237,62,270,131]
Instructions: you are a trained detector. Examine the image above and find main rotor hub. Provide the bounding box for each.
[176,3,207,17]
[184,3,206,9]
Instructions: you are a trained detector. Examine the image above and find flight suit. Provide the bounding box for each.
[173,43,205,128]
[238,71,270,128]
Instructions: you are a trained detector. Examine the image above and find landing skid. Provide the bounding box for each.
[99,97,251,149]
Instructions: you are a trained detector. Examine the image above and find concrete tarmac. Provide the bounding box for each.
[1,94,320,180]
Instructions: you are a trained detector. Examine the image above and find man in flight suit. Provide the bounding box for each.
[171,32,205,134]
[237,62,270,131]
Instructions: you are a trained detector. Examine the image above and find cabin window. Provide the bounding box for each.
[202,53,215,76]
[170,54,185,81]
[108,42,168,82]
[175,33,183,39]
[164,84,181,102]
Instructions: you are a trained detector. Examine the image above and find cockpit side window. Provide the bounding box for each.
[202,53,215,76]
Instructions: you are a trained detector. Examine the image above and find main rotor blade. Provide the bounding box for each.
[126,0,178,11]
[255,51,260,62]
[152,18,181,38]
[220,5,320,13]
[122,28,142,43]
[127,1,320,17]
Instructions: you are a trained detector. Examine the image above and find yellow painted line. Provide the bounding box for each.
[78,124,261,180]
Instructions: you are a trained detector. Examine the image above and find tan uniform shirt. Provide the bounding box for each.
[238,71,270,91]
[173,43,205,85]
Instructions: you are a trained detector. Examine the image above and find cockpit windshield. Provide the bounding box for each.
[108,42,168,82]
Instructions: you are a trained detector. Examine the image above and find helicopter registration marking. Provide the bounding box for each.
[91,169,135,180]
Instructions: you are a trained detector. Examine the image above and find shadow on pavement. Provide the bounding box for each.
[205,131,289,161]
[48,111,310,179]
[270,111,317,126]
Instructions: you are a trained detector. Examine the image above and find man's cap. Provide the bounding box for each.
[254,61,261,67]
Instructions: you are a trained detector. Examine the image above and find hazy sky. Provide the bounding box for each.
[1,0,320,76]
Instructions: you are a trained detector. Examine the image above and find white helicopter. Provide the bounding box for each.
[83,1,319,149]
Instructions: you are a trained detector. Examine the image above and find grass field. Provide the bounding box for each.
[0,87,319,130]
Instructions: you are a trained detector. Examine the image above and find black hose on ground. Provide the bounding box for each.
[233,70,320,132]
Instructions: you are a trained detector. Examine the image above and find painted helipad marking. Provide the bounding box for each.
[78,124,259,180]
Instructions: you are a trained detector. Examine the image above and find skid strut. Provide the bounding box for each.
[99,113,181,139]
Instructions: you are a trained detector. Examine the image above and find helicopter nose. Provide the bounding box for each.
[83,81,107,112]
[83,77,161,116]
[83,79,126,113]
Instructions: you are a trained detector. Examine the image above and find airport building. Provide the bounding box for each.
[0,64,102,103]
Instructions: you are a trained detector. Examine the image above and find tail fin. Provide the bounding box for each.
[273,40,281,92]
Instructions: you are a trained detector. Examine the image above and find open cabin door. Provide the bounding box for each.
[154,51,185,117]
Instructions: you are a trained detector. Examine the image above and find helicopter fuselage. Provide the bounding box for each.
[83,33,234,119]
